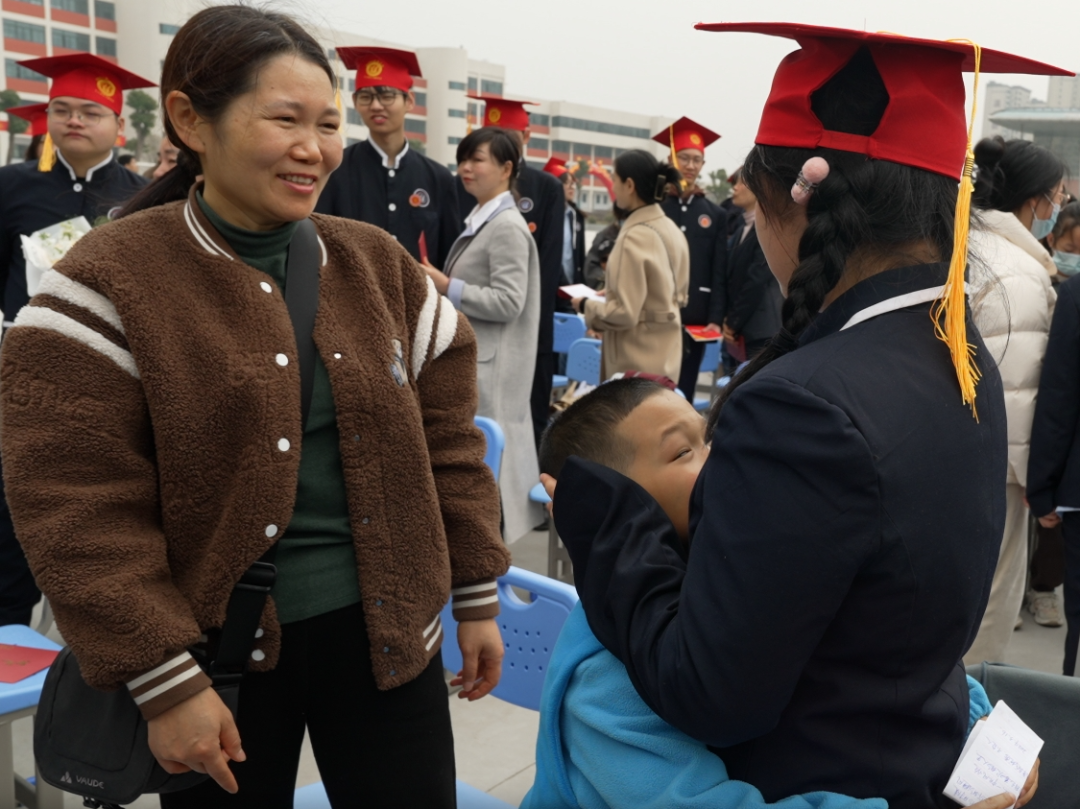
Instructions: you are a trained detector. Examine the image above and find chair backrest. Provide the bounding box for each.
[553,313,587,355]
[699,340,721,374]
[565,338,602,386]
[473,416,505,481]
[440,566,579,711]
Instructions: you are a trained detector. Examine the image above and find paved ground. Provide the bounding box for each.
[12,529,1068,808]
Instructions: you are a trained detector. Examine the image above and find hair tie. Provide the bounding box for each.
[791,157,830,205]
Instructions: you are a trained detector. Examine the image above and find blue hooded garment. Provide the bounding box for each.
[522,603,992,809]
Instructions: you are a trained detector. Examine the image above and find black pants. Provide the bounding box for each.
[677,333,705,401]
[530,351,556,448]
[1062,513,1080,676]
[1031,520,1066,593]
[0,465,39,626]
[161,603,456,808]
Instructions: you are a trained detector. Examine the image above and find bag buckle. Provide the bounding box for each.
[234,561,276,592]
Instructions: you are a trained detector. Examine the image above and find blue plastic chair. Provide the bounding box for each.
[565,338,602,386]
[474,416,506,481]
[552,313,587,355]
[699,340,721,374]
[296,568,579,808]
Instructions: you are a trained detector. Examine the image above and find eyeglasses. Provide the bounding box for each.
[47,106,109,126]
[677,155,705,168]
[354,90,405,107]
[1048,188,1068,206]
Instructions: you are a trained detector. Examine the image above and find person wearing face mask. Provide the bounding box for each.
[963,136,1062,666]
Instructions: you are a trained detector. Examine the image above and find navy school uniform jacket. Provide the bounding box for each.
[1028,274,1080,517]
[0,156,147,322]
[316,140,462,270]
[554,262,1007,809]
[458,163,564,354]
[726,226,782,344]
[660,191,728,326]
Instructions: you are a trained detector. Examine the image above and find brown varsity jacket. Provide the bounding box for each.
[0,190,510,720]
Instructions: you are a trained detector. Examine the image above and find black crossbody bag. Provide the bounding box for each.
[33,218,322,808]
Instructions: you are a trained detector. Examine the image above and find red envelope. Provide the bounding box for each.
[0,643,58,683]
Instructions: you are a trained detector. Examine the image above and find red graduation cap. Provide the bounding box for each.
[337,46,421,93]
[694,22,1071,179]
[468,95,538,132]
[652,116,721,153]
[542,157,569,177]
[5,103,49,137]
[17,53,156,116]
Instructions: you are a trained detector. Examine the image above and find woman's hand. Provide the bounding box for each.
[1038,512,1062,529]
[540,473,557,504]
[966,758,1039,809]
[706,322,722,335]
[452,618,504,701]
[421,259,450,295]
[722,322,738,343]
[572,297,585,314]
[147,687,245,794]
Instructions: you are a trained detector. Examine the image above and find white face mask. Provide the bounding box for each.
[1031,196,1061,241]
[1054,250,1080,276]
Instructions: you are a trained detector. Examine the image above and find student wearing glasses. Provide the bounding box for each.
[316,47,462,270]
[0,52,152,629]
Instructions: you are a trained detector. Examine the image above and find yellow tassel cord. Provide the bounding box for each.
[334,89,344,131]
[669,124,686,193]
[932,40,983,419]
[37,132,56,172]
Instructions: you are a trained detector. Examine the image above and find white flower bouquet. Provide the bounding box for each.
[20,216,93,297]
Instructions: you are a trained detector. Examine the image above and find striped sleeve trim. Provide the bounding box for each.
[12,305,140,379]
[412,275,440,377]
[34,294,128,350]
[36,269,125,334]
[126,651,213,721]
[423,614,444,652]
[451,578,500,621]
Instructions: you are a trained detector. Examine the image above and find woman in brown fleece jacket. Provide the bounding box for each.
[0,7,509,807]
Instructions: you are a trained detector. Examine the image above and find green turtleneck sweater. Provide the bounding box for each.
[197,193,360,624]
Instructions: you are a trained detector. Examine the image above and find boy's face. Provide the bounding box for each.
[616,390,709,540]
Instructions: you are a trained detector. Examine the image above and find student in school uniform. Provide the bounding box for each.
[460,96,565,446]
[546,23,1067,808]
[654,117,729,399]
[544,157,587,288]
[0,53,152,627]
[315,47,461,269]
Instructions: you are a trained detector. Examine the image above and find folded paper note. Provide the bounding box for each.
[557,284,604,302]
[944,700,1043,808]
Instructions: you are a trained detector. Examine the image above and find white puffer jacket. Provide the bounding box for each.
[968,209,1057,487]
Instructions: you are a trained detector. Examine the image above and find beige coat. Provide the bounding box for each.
[583,204,690,382]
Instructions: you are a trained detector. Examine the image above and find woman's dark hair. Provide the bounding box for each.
[456,128,521,191]
[116,6,334,218]
[707,46,959,436]
[24,134,44,163]
[1052,200,1080,241]
[614,149,682,205]
[973,137,1065,214]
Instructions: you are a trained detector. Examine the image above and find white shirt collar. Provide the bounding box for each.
[463,191,514,236]
[840,286,949,332]
[368,138,409,170]
[55,149,114,183]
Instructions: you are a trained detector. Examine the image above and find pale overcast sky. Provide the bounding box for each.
[279,0,1074,174]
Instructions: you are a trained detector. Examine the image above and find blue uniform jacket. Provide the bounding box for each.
[522,604,992,809]
[554,263,1007,809]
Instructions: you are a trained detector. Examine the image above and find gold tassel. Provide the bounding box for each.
[37,132,56,172]
[669,123,686,192]
[932,40,983,419]
[334,89,344,130]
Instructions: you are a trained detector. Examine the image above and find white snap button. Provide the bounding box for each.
[73,183,83,192]
[276,353,288,366]
[681,206,687,212]
[389,203,397,211]
[255,628,264,639]
[278,438,290,452]
[265,524,278,538]
[260,281,272,293]
[388,169,396,178]
[251,649,266,662]
[680,225,687,232]
[392,235,398,240]
[333,353,342,359]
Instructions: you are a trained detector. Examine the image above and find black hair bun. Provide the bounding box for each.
[973,136,1006,172]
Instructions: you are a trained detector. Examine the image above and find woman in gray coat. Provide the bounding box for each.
[424,128,543,542]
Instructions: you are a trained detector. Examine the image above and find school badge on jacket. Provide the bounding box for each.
[390,339,407,386]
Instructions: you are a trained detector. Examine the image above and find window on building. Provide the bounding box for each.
[413,91,427,107]
[51,0,89,13]
[572,143,593,159]
[346,108,363,126]
[404,118,426,134]
[94,0,114,20]
[614,148,628,158]
[530,113,550,127]
[13,0,44,4]
[529,137,550,151]
[3,20,46,43]
[481,79,502,96]
[52,28,91,50]
[594,145,613,161]
[552,139,571,154]
[449,109,466,118]
[448,80,466,91]
[159,23,180,35]
[448,136,462,145]
[95,36,115,56]
[327,48,338,63]
[467,76,477,92]
[5,58,47,81]
[551,116,651,139]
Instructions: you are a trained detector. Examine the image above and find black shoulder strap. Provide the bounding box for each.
[209,218,321,681]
